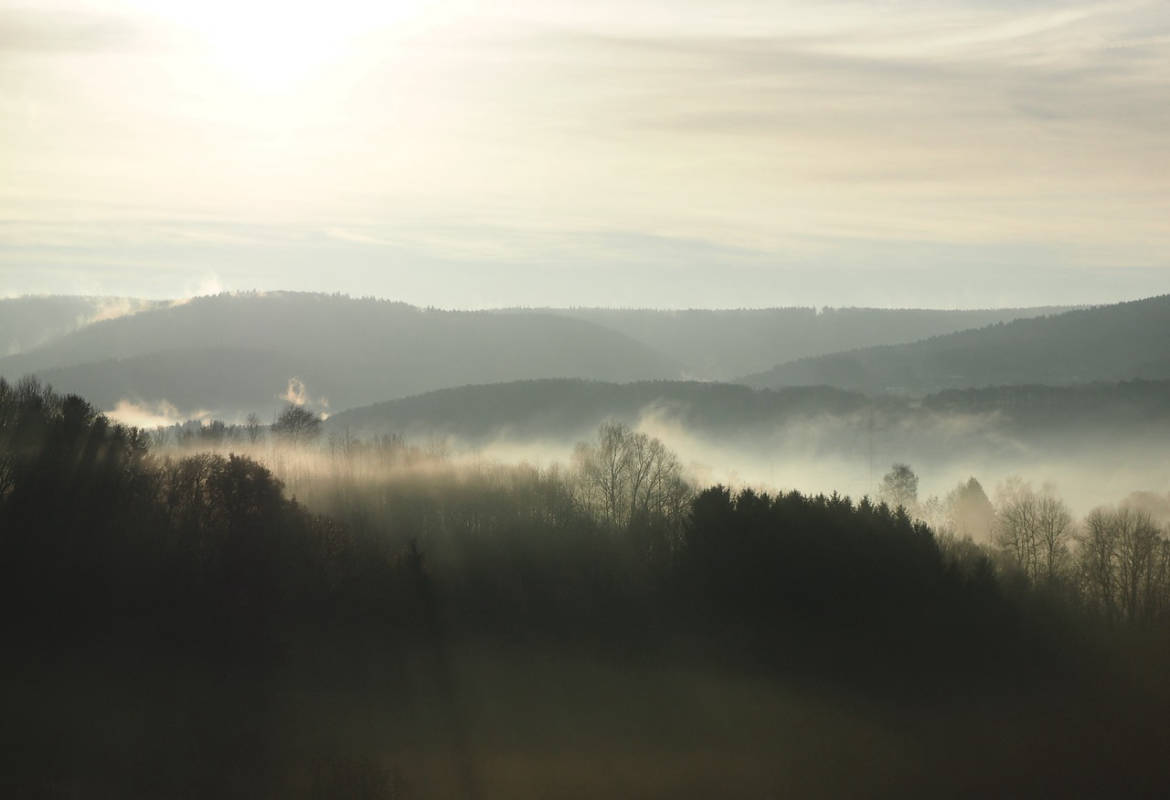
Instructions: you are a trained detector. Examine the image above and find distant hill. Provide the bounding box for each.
[2,296,1063,380]
[325,379,879,441]
[742,295,1170,394]
[922,380,1170,434]
[28,348,308,416]
[325,374,1170,444]
[0,293,680,417]
[536,306,1071,380]
[0,295,163,356]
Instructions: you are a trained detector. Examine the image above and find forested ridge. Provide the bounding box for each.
[0,292,1078,420]
[3,379,1169,798]
[745,294,1170,394]
[325,376,1170,444]
[0,294,681,417]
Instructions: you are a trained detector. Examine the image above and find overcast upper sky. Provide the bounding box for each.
[2,0,1168,307]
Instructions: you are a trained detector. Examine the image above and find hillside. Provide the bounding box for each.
[322,378,1170,493]
[0,293,680,417]
[325,379,878,441]
[743,295,1170,394]
[546,306,1071,380]
[3,294,1064,383]
[326,377,1170,442]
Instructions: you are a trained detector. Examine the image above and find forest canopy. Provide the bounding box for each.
[3,378,1170,797]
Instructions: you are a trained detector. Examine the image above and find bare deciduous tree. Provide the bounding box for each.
[1078,507,1169,624]
[572,422,691,530]
[995,478,1073,584]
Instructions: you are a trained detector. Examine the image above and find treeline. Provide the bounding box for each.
[879,465,1170,628]
[3,379,1169,797]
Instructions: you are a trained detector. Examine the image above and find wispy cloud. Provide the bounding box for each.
[0,0,1167,305]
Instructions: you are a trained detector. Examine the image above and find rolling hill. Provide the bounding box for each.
[324,379,879,442]
[743,295,1170,394]
[325,376,1170,446]
[0,292,681,417]
[545,305,1071,380]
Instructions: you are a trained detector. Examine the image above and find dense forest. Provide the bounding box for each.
[4,379,1170,798]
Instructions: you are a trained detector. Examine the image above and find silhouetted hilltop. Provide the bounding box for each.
[743,295,1170,394]
[0,293,681,416]
[543,305,1071,379]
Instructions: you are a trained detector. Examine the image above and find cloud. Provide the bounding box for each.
[280,377,310,406]
[83,297,159,325]
[1,0,1167,305]
[277,378,331,421]
[105,398,212,429]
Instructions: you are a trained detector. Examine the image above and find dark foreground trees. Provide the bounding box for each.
[3,379,1170,798]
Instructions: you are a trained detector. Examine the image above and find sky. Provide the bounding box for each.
[2,0,1168,307]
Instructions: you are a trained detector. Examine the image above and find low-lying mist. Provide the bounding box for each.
[151,399,1170,542]
[8,376,1170,797]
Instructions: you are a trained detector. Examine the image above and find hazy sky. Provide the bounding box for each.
[2,0,1168,307]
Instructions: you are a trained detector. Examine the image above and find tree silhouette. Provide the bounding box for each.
[272,403,321,444]
[245,412,263,443]
[879,463,918,510]
[946,477,995,540]
[1077,506,1169,624]
[994,478,1073,585]
[572,421,690,530]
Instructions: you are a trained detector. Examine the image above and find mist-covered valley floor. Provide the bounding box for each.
[4,293,1170,797]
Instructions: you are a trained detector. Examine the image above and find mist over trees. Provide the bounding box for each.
[324,378,1170,475]
[6,290,1170,797]
[879,463,919,509]
[952,478,995,532]
[6,0,1170,785]
[572,422,691,531]
[5,380,1170,796]
[994,479,1074,585]
[272,403,322,444]
[1079,506,1170,625]
[0,292,1116,423]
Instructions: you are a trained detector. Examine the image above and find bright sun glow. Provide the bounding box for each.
[141,0,435,90]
